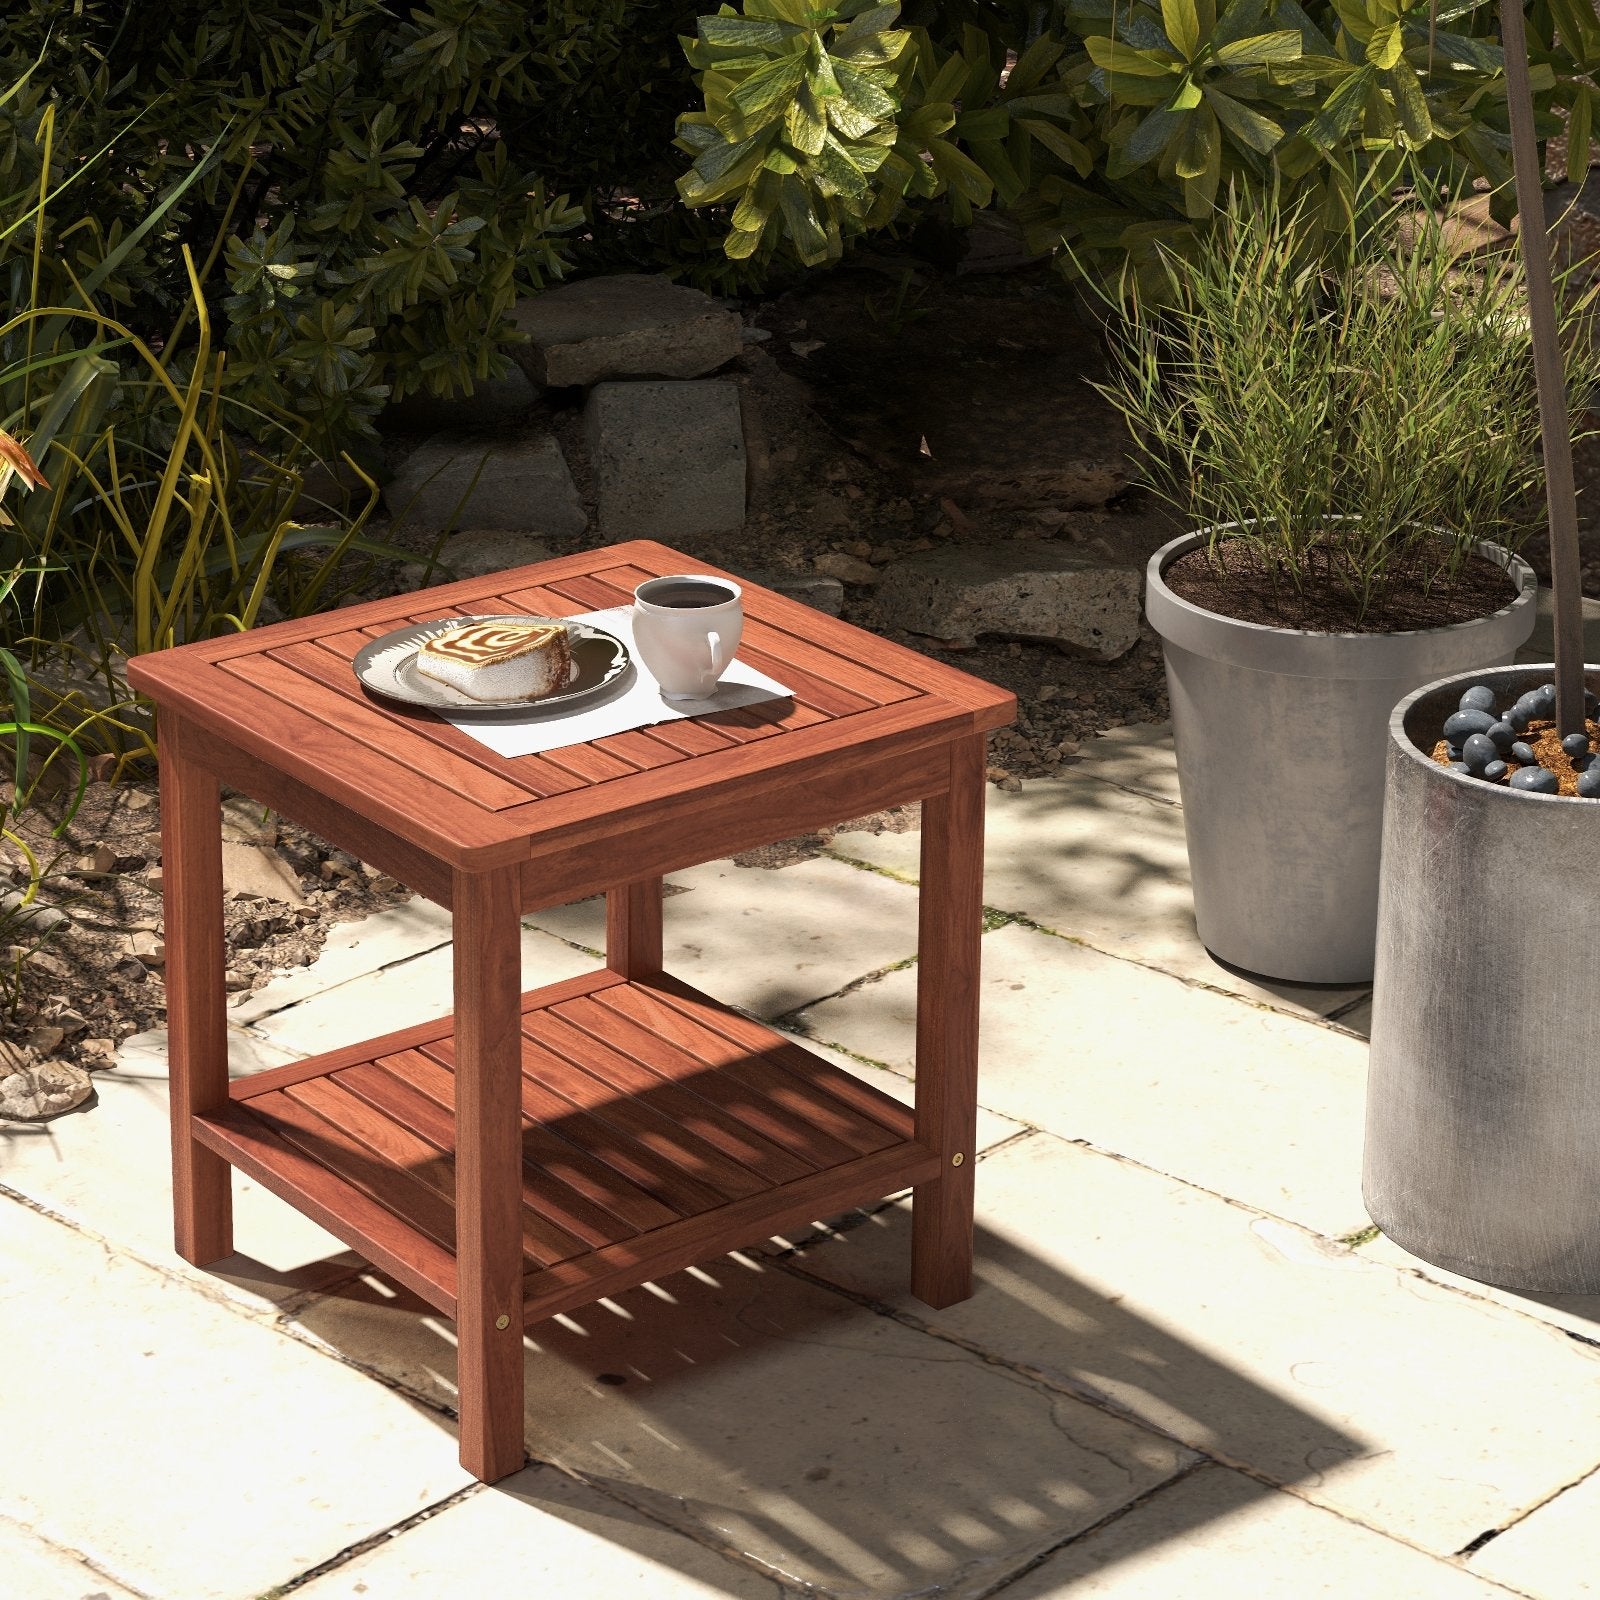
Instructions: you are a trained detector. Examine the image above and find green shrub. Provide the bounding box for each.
[676,0,1593,281]
[0,2,584,455]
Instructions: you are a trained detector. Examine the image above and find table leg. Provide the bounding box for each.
[160,714,232,1265]
[606,878,664,979]
[911,733,986,1309]
[452,868,526,1483]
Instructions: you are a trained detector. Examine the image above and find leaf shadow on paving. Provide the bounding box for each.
[285,1211,1366,1600]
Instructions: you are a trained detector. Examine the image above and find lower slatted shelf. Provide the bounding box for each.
[194,969,940,1322]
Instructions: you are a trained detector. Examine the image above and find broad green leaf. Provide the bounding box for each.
[1204,84,1285,151]
[1007,34,1067,92]
[1212,0,1271,52]
[1569,86,1593,183]
[833,27,912,66]
[678,130,771,204]
[778,174,831,262]
[786,82,829,154]
[1425,29,1501,71]
[698,16,804,49]
[1123,105,1185,164]
[834,59,898,120]
[1305,64,1372,149]
[955,107,1011,141]
[1084,37,1181,75]
[903,101,958,141]
[1162,0,1202,58]
[1006,93,1085,118]
[1212,30,1303,65]
[839,4,902,43]
[926,139,995,203]
[1386,62,1432,143]
[728,53,809,127]
[1017,117,1095,174]
[1366,23,1403,69]
[1170,78,1203,110]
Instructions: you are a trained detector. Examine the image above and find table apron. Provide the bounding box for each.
[178,717,456,907]
[517,738,952,910]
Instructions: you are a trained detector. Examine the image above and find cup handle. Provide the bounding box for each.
[707,629,725,674]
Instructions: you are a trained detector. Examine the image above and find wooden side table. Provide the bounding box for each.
[127,540,1015,1483]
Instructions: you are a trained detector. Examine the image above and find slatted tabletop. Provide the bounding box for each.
[127,539,1015,874]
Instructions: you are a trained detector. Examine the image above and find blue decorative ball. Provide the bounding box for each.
[1458,685,1497,713]
[1510,741,1538,765]
[1562,732,1592,759]
[1485,721,1516,754]
[1578,765,1600,798]
[1448,761,1472,774]
[1443,709,1496,744]
[1462,733,1498,774]
[1481,760,1508,782]
[1506,703,1533,733]
[1533,683,1558,716]
[1510,766,1560,794]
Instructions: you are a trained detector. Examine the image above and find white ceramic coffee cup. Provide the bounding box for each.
[631,575,744,701]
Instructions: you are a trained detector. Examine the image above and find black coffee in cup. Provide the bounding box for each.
[637,578,737,610]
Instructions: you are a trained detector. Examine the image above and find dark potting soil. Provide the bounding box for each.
[1430,717,1600,796]
[1163,541,1520,633]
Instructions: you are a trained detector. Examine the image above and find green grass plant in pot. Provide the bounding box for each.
[1095,178,1597,985]
[1363,0,1600,1293]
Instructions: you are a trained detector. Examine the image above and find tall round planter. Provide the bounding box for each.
[1364,663,1600,1293]
[1144,533,1537,983]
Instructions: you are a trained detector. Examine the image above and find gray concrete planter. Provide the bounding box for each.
[1364,662,1600,1292]
[1144,532,1537,983]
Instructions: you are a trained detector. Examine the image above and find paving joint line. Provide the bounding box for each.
[253,1479,483,1597]
[970,1457,1210,1600]
[0,1507,163,1600]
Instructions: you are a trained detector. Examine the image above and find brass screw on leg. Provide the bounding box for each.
[951,1152,965,1167]
[495,1315,511,1330]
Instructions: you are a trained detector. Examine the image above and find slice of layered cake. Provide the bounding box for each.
[415,619,573,702]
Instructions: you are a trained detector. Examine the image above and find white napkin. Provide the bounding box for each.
[441,607,794,759]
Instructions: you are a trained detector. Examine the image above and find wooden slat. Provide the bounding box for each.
[230,969,624,1101]
[268,638,555,803]
[602,981,911,1151]
[287,1076,589,1269]
[381,1049,679,1234]
[228,650,537,812]
[421,1037,726,1219]
[343,1055,653,1246]
[521,1140,941,1327]
[253,1086,460,1252]
[532,1007,817,1184]
[557,993,866,1170]
[194,1106,458,1313]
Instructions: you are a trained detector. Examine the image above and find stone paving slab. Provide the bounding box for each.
[2,1041,358,1312]
[523,856,921,1021]
[294,1465,785,1599]
[0,1515,142,1600]
[1001,1464,1519,1599]
[0,1201,471,1600]
[1068,720,1183,806]
[799,922,1371,1238]
[1468,1465,1600,1599]
[785,1132,1600,1557]
[1359,1231,1600,1344]
[229,898,455,1023]
[249,925,596,1056]
[289,1253,1189,1599]
[829,770,1367,1021]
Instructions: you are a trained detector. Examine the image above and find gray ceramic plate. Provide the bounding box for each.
[353,614,631,716]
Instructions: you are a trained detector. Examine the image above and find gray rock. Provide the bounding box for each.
[380,368,541,433]
[408,531,555,587]
[585,380,745,538]
[736,570,844,616]
[221,841,306,907]
[876,544,1143,660]
[0,889,68,931]
[0,1058,93,1121]
[383,431,585,536]
[813,552,879,586]
[511,275,742,387]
